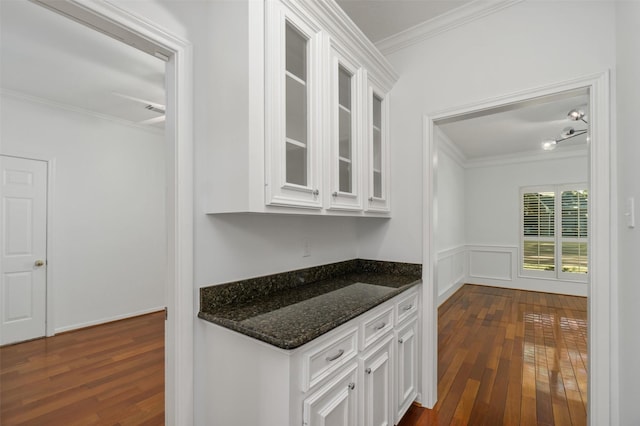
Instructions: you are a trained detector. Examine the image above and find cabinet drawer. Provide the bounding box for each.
[395,288,419,325]
[360,305,394,350]
[302,327,358,392]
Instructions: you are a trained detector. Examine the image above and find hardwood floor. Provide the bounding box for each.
[0,311,164,425]
[1,285,586,426]
[398,284,587,426]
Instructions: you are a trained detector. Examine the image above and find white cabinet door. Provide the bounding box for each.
[0,156,48,345]
[395,316,418,422]
[265,1,324,209]
[365,76,390,213]
[304,362,358,426]
[361,334,393,426]
[327,41,363,211]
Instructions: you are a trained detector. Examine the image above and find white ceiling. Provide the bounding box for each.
[0,0,166,127]
[437,91,590,160]
[336,0,472,42]
[1,0,589,159]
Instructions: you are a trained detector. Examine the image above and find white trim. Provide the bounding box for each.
[464,145,588,169]
[420,115,438,408]
[31,2,195,425]
[376,0,523,56]
[54,306,165,334]
[0,89,164,135]
[434,122,588,170]
[423,71,613,425]
[434,127,466,168]
[436,245,467,306]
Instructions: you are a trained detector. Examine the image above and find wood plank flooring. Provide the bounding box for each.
[0,311,165,425]
[1,285,586,425]
[398,284,587,426]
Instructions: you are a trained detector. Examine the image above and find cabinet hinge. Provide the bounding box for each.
[164,307,168,320]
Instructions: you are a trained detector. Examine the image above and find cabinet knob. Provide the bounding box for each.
[348,382,355,390]
[374,322,386,330]
[332,191,338,197]
[365,368,372,375]
[34,259,45,267]
[399,338,404,344]
[312,189,319,197]
[402,304,413,311]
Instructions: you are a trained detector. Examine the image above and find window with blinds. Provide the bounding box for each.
[521,185,588,280]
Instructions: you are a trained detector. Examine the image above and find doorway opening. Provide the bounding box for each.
[0,0,194,424]
[421,73,612,426]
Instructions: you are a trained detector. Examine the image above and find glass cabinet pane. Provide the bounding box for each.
[372,94,382,198]
[339,108,351,159]
[286,76,307,144]
[337,65,353,194]
[339,159,352,193]
[286,142,307,186]
[285,21,308,187]
[286,23,306,81]
[338,67,351,109]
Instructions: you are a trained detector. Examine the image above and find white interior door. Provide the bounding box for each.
[0,155,48,345]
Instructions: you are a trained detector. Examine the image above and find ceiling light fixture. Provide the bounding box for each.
[567,108,588,124]
[541,107,589,151]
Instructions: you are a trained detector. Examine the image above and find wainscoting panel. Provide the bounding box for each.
[437,246,466,305]
[468,245,516,281]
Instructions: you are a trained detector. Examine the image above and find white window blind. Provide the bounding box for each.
[521,185,588,281]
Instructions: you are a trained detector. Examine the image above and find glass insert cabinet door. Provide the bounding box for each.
[329,46,362,211]
[265,2,323,209]
[367,80,390,212]
[285,22,308,187]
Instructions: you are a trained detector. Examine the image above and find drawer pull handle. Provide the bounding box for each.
[348,382,355,390]
[402,304,413,312]
[365,368,372,374]
[374,322,386,330]
[325,349,345,362]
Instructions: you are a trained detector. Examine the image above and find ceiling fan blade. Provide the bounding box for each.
[138,115,166,125]
[112,91,165,111]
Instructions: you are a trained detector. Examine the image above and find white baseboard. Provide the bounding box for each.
[54,306,165,334]
[438,279,466,306]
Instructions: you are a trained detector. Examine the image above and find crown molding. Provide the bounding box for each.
[463,144,588,169]
[0,88,164,134]
[376,0,523,56]
[295,0,399,90]
[435,127,467,168]
[434,123,588,169]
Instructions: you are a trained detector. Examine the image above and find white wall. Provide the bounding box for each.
[435,131,466,302]
[358,0,615,265]
[0,94,166,332]
[464,154,588,295]
[616,2,640,424]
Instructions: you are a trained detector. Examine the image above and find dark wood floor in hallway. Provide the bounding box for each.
[399,284,587,426]
[0,311,165,425]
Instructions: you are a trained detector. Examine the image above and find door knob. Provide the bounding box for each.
[34,259,45,267]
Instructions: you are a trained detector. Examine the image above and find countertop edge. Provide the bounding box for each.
[198,280,421,350]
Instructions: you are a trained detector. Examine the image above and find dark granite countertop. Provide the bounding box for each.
[198,259,421,350]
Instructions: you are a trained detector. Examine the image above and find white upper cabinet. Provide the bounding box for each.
[266,2,324,208]
[366,77,391,213]
[327,43,363,211]
[206,0,398,216]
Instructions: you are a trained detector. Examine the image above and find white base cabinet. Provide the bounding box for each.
[200,286,421,426]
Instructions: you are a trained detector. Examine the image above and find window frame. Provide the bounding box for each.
[519,183,588,282]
